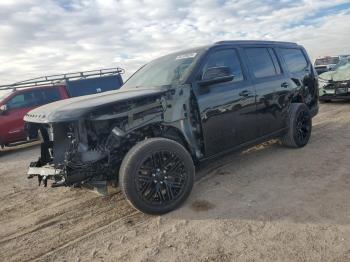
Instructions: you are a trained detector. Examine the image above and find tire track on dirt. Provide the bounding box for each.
[0,193,141,262]
[29,211,145,262]
[0,186,139,261]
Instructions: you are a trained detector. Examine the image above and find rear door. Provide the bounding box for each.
[193,47,257,156]
[278,47,317,110]
[243,46,291,137]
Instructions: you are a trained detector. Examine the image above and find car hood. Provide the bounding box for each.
[24,87,167,123]
[319,62,350,82]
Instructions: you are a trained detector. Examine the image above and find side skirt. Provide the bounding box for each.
[200,127,288,163]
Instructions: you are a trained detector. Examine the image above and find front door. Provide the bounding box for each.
[193,47,257,156]
[0,90,41,144]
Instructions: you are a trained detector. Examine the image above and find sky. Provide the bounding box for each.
[0,0,350,84]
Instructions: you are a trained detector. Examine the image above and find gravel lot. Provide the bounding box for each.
[1,102,350,262]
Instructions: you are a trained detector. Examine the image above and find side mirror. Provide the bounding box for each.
[198,66,234,86]
[0,104,7,114]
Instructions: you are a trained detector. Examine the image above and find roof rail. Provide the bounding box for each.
[0,67,124,91]
[214,40,297,46]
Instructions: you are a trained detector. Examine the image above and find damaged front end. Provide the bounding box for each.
[319,80,350,99]
[27,121,122,189]
[24,86,202,194]
[319,59,350,100]
[25,99,164,192]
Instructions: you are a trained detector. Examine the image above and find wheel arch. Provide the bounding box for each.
[122,122,197,161]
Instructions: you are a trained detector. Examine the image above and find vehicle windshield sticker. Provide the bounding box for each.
[176,53,197,60]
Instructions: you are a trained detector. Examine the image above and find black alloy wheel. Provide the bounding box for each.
[119,138,194,215]
[281,103,312,148]
[295,109,311,145]
[136,150,188,206]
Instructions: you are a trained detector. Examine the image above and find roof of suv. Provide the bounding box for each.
[213,40,298,47]
[162,40,300,61]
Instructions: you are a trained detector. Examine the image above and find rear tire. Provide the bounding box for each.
[281,103,312,148]
[119,138,195,215]
[320,99,331,103]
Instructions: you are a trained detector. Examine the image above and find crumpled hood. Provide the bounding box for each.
[319,62,350,82]
[24,87,167,123]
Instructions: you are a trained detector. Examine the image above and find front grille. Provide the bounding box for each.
[26,113,46,119]
[324,81,350,90]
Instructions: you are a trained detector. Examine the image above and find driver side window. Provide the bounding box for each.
[7,91,40,110]
[202,49,243,82]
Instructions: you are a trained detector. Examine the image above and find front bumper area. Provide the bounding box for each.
[27,162,65,187]
[319,80,350,100]
[27,161,117,195]
[319,94,350,100]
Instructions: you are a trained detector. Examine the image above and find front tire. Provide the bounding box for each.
[119,138,195,215]
[281,103,312,148]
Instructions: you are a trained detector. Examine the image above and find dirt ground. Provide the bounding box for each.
[0,102,350,262]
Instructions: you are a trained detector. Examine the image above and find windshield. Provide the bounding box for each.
[315,57,339,66]
[123,50,202,89]
[319,60,350,81]
[0,89,12,101]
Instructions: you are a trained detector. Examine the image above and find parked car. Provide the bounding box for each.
[0,68,124,148]
[24,40,318,215]
[318,58,350,102]
[314,55,350,75]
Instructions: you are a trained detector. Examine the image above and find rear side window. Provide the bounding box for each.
[202,49,243,82]
[40,88,61,104]
[245,48,280,78]
[67,75,123,97]
[280,48,308,73]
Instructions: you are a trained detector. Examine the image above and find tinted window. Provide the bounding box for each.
[40,88,61,104]
[7,91,40,110]
[68,75,123,97]
[246,48,280,78]
[269,49,282,74]
[280,48,308,73]
[202,49,243,82]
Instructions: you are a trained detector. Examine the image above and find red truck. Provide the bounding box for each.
[0,68,124,148]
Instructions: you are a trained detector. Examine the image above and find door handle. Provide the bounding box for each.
[239,90,251,97]
[281,82,289,88]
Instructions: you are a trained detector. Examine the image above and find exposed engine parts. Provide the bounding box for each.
[26,86,203,190]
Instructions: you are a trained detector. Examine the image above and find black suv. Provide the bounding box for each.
[24,40,319,215]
